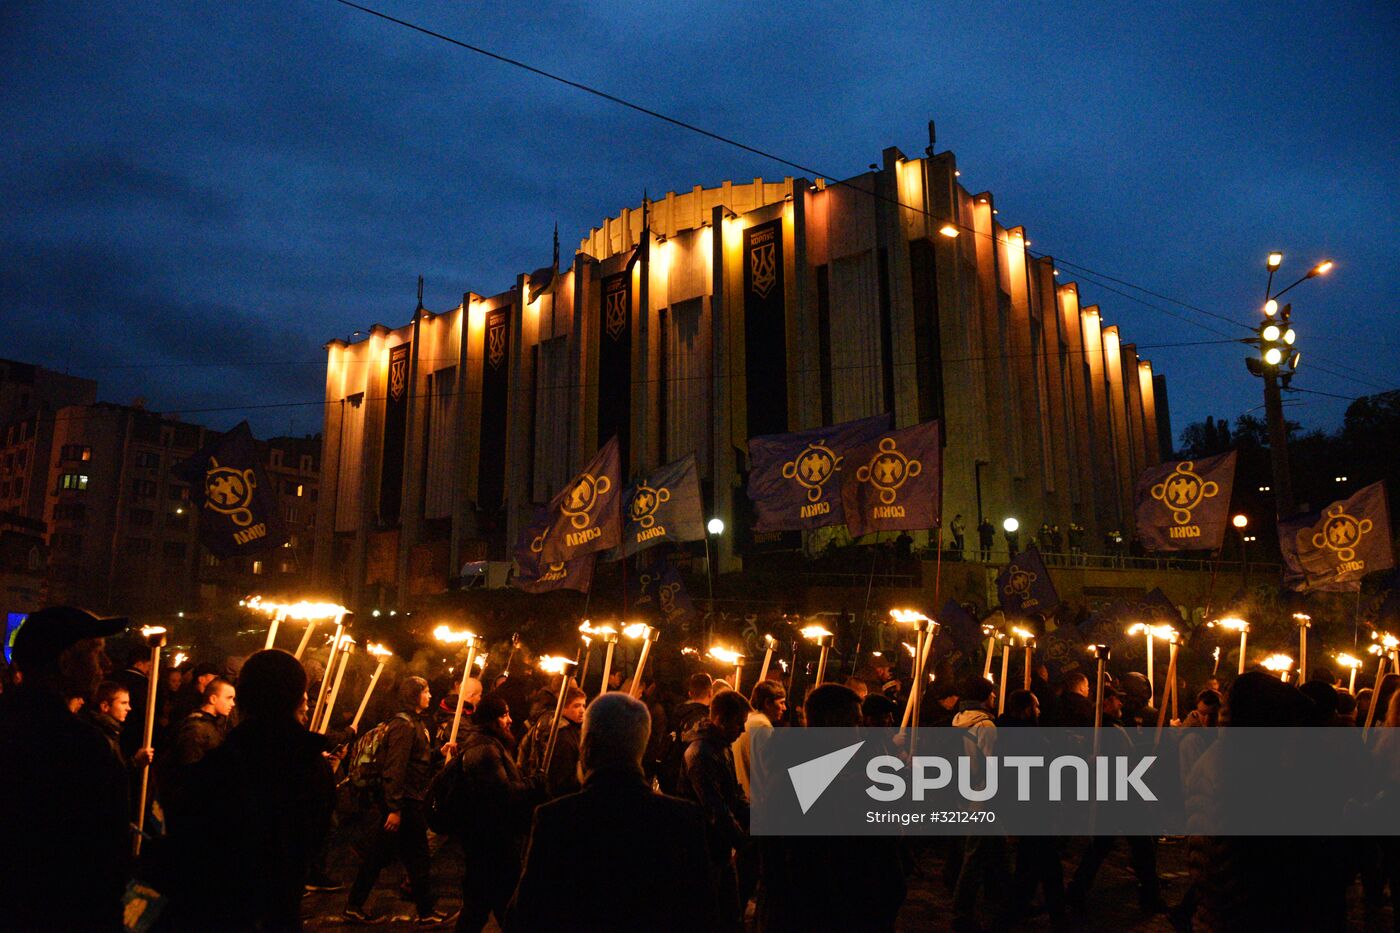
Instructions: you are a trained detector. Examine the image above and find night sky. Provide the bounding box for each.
[5,1,1397,442]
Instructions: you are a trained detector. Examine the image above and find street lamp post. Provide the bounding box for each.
[1003,517,1020,560]
[1248,254,1332,518]
[1232,514,1250,586]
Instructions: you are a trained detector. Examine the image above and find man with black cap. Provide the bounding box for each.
[0,605,131,932]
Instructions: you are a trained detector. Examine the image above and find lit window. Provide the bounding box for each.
[296,484,304,497]
[252,560,264,575]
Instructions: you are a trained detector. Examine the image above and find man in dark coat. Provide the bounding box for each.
[506,691,717,932]
[159,677,234,817]
[345,675,449,923]
[0,606,130,933]
[165,648,334,931]
[453,692,541,931]
[678,687,751,928]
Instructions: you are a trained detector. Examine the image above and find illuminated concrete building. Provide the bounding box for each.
[315,125,1167,607]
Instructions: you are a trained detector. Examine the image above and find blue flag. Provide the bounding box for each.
[841,419,942,538]
[995,546,1059,617]
[930,599,982,669]
[514,507,595,594]
[630,560,697,630]
[747,414,891,532]
[1279,481,1394,593]
[175,421,288,558]
[539,436,622,563]
[614,454,705,558]
[1134,451,1237,552]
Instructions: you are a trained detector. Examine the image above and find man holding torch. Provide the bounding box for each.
[345,676,451,925]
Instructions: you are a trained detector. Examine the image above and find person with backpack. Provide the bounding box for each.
[447,693,543,932]
[344,676,452,925]
[517,685,586,798]
[656,672,714,795]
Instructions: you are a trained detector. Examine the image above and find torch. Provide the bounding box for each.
[802,625,835,686]
[1128,623,1175,704]
[309,612,351,730]
[435,625,482,748]
[594,626,620,699]
[757,633,779,685]
[577,621,595,691]
[1212,646,1221,677]
[1294,613,1312,683]
[292,603,349,661]
[1090,644,1110,761]
[981,623,998,680]
[317,637,355,733]
[1155,630,1181,739]
[133,625,167,856]
[892,609,938,734]
[1261,653,1293,683]
[265,606,286,650]
[351,642,392,731]
[997,633,1013,715]
[708,645,743,693]
[624,623,659,698]
[537,654,579,779]
[1012,626,1036,692]
[1364,643,1389,736]
[1336,653,1362,695]
[1210,616,1249,676]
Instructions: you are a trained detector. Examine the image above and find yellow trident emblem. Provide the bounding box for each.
[855,437,922,505]
[560,473,612,530]
[782,442,841,502]
[628,484,670,528]
[1151,461,1219,525]
[529,527,566,575]
[1312,503,1372,564]
[204,456,257,527]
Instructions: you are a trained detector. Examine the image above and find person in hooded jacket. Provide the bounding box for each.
[949,675,1011,932]
[452,692,544,932]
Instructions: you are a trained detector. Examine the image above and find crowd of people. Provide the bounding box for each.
[2,604,1400,932]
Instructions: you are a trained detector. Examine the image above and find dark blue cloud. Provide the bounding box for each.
[3,0,1397,439]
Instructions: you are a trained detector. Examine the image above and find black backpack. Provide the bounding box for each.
[655,704,709,795]
[344,712,412,793]
[426,742,485,835]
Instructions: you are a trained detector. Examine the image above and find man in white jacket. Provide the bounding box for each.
[732,680,787,798]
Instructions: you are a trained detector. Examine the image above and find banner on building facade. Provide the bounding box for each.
[996,545,1060,617]
[1279,481,1394,593]
[597,271,632,472]
[175,421,289,558]
[613,454,705,558]
[1134,451,1237,552]
[840,419,942,538]
[513,507,595,594]
[539,436,622,563]
[747,414,891,533]
[743,218,787,438]
[379,341,411,524]
[478,306,511,510]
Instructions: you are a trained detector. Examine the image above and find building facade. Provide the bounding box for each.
[315,126,1167,608]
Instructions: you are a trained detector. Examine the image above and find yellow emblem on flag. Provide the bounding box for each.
[1151,461,1219,525]
[855,437,922,505]
[204,456,257,527]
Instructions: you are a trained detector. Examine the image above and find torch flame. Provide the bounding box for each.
[1292,612,1312,624]
[1128,623,1177,640]
[536,655,576,675]
[433,625,476,645]
[763,633,779,648]
[1210,616,1249,632]
[578,620,595,635]
[622,622,651,640]
[1336,653,1363,669]
[1375,632,1400,650]
[1012,626,1036,642]
[708,645,743,665]
[244,596,347,621]
[172,652,188,667]
[889,609,929,624]
[140,626,167,637]
[1261,654,1293,672]
[901,641,917,657]
[1213,647,1221,660]
[800,625,833,640]
[475,654,487,670]
[367,642,392,659]
[680,646,699,657]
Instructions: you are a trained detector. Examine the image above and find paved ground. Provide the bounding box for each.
[304,830,1395,931]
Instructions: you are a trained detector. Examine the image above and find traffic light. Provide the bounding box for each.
[1246,302,1299,380]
